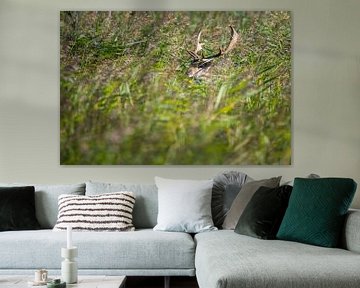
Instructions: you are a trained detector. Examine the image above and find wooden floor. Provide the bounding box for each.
[126,276,199,288]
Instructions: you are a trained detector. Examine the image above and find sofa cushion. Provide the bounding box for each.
[0,229,195,272]
[153,177,216,233]
[277,178,357,247]
[195,230,360,288]
[234,185,292,239]
[212,171,249,228]
[85,182,158,229]
[0,186,40,231]
[0,183,86,229]
[222,176,281,229]
[53,192,136,232]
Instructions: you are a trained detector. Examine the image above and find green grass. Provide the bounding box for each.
[60,11,291,165]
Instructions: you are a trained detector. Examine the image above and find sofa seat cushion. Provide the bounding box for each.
[0,229,195,271]
[195,230,360,288]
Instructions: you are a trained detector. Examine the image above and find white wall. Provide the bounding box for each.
[0,0,359,208]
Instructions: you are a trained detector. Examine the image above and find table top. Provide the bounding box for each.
[0,275,126,288]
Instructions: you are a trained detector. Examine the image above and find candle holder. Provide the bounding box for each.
[61,247,78,284]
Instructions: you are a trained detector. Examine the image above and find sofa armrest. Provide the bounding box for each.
[342,209,360,253]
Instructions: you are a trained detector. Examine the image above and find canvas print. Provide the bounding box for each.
[60,11,291,165]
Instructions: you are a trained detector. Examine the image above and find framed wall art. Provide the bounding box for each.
[60,11,291,165]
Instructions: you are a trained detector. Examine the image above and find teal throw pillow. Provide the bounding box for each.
[276,177,357,247]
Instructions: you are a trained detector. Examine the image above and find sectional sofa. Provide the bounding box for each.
[0,177,359,288]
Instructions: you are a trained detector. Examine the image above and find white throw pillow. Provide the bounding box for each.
[153,177,217,233]
[53,192,135,231]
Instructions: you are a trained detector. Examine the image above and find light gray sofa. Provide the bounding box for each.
[195,211,360,288]
[0,182,195,281]
[0,181,359,288]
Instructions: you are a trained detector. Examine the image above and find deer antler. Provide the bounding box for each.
[206,25,239,58]
[223,25,239,54]
[187,30,204,60]
[187,26,238,61]
[195,31,204,54]
[186,25,239,79]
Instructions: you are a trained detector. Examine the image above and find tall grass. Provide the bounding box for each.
[60,11,291,165]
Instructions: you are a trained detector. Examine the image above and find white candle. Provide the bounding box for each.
[67,225,72,249]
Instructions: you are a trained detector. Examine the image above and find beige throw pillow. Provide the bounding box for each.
[222,176,281,230]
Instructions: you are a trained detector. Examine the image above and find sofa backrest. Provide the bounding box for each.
[85,181,158,229]
[341,209,360,253]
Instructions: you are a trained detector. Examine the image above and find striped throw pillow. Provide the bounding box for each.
[53,192,136,231]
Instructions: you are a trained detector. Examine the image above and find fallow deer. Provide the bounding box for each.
[187,25,239,79]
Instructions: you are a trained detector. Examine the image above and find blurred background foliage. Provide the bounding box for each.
[60,11,291,165]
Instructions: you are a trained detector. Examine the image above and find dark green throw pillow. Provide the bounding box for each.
[276,178,357,247]
[235,185,293,239]
[0,186,41,231]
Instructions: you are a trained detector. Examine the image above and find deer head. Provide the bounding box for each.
[186,25,239,79]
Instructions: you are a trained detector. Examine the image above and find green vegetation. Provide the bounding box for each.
[60,11,291,165]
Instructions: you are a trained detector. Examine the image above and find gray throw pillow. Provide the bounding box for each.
[153,177,217,233]
[212,171,250,228]
[222,176,281,230]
